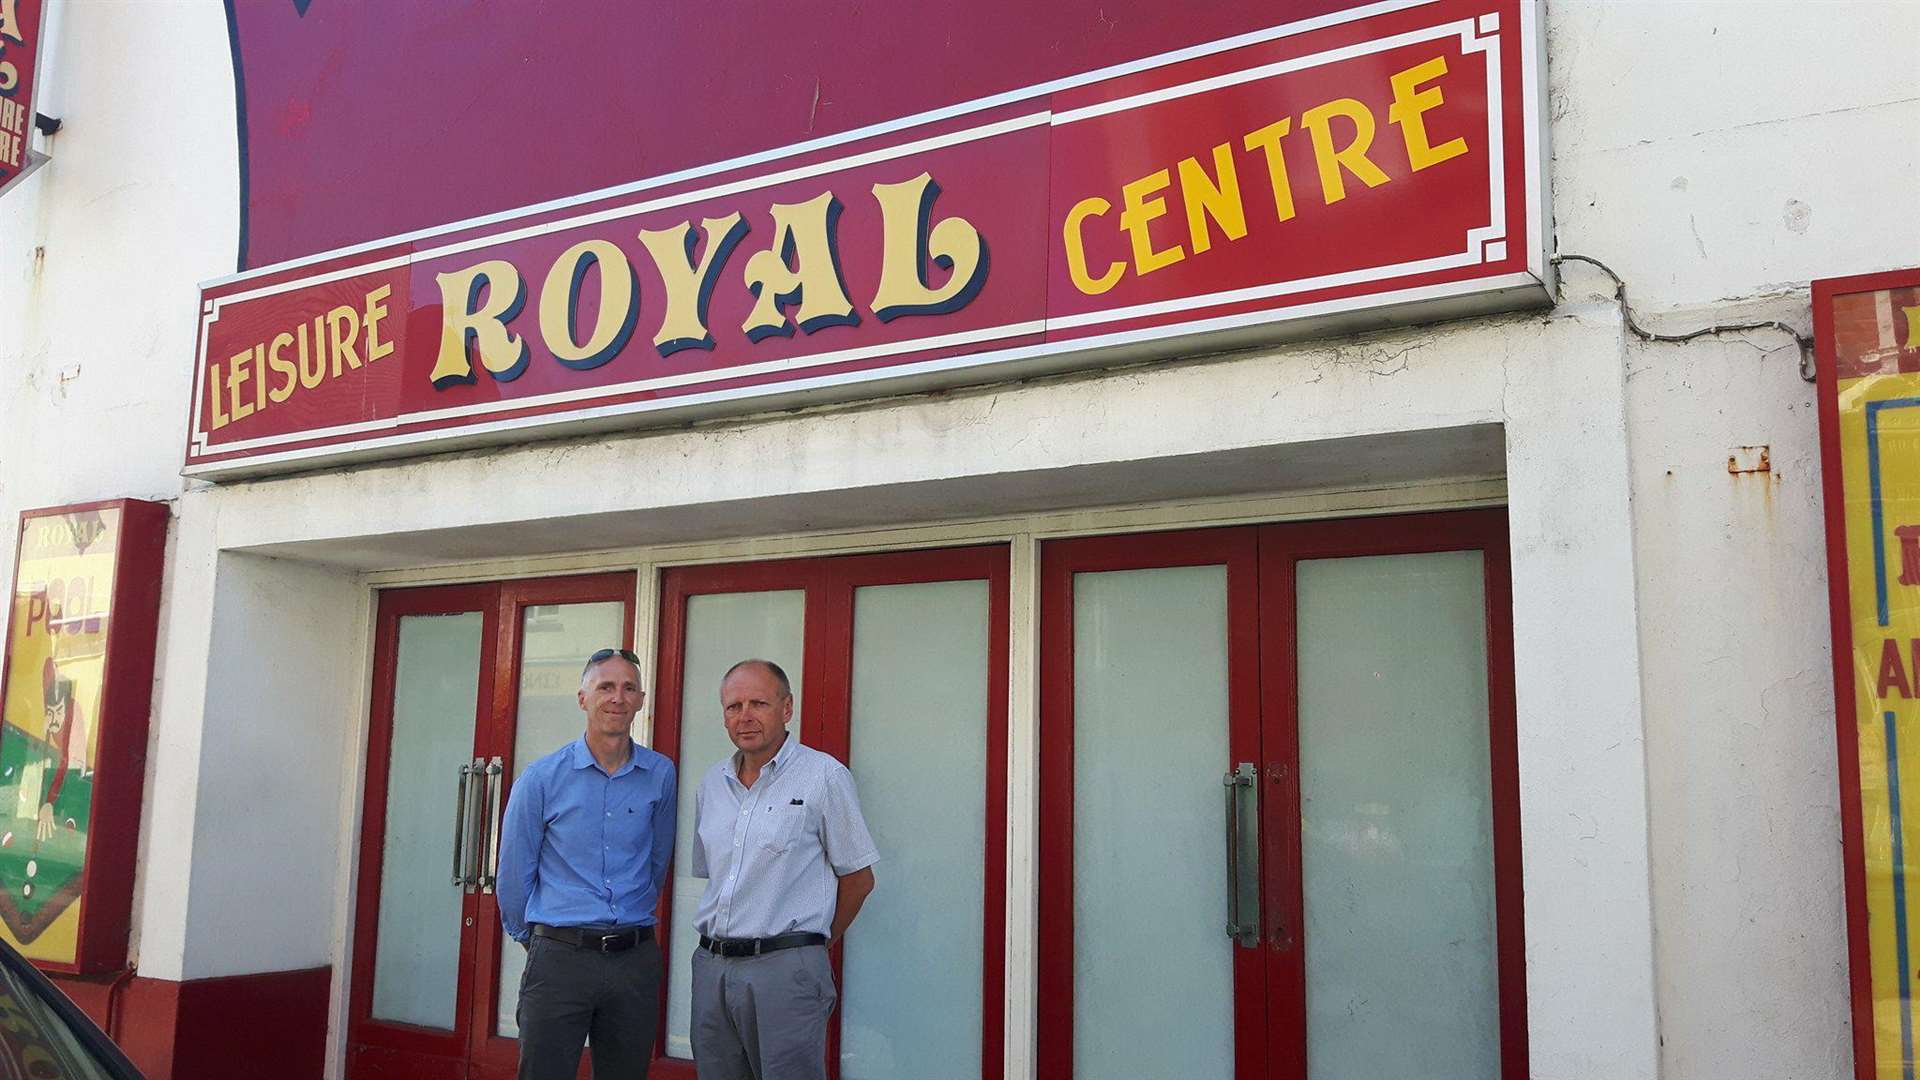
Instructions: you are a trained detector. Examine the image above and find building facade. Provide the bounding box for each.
[0,1,1913,1078]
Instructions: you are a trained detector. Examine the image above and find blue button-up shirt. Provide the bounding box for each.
[497,736,677,944]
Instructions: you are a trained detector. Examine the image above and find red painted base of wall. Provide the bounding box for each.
[51,965,332,1079]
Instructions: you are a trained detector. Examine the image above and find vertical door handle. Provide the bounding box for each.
[451,761,474,887]
[1222,762,1260,947]
[459,756,486,891]
[478,757,505,892]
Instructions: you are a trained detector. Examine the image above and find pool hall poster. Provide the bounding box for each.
[0,500,166,973]
[1817,267,1920,1080]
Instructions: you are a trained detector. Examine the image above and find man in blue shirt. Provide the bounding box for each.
[498,647,677,1080]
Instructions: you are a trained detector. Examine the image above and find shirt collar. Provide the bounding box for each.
[569,734,648,777]
[730,729,800,778]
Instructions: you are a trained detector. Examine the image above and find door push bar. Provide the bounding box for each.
[479,758,505,893]
[451,761,476,888]
[1222,762,1260,948]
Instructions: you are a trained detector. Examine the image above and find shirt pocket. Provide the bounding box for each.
[762,803,809,854]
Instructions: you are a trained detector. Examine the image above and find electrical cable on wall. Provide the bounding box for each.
[1553,253,1816,382]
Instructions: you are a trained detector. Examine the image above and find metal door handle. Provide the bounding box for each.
[478,757,505,892]
[459,756,486,891]
[451,761,474,887]
[1222,762,1259,947]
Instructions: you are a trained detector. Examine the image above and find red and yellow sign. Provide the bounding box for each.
[1819,268,1920,1080]
[186,0,1546,479]
[0,0,45,197]
[0,501,166,973]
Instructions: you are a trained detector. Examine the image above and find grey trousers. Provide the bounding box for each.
[690,944,837,1080]
[516,933,663,1080]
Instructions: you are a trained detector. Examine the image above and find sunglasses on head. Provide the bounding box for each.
[582,647,642,676]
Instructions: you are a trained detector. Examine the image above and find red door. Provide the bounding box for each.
[1036,511,1526,1079]
[347,574,636,1080]
[648,545,1009,1079]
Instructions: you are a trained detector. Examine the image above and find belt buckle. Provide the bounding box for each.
[599,932,620,953]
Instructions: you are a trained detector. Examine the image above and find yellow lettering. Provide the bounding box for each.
[297,317,325,390]
[207,361,230,431]
[637,213,747,356]
[363,284,394,363]
[1177,143,1247,256]
[225,351,255,422]
[252,343,268,412]
[1904,305,1920,351]
[869,172,988,321]
[431,260,528,386]
[1301,98,1390,205]
[328,305,362,378]
[741,192,858,341]
[538,240,638,370]
[1063,197,1125,295]
[1242,118,1298,223]
[1119,169,1185,276]
[1388,56,1469,171]
[267,332,297,403]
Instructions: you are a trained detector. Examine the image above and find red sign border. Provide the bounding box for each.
[185,0,1550,480]
[0,0,49,199]
[0,499,169,976]
[1816,264,1920,1080]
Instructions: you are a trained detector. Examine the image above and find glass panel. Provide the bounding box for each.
[1296,551,1499,1079]
[1072,566,1234,1080]
[841,580,989,1080]
[496,600,627,1038]
[370,611,484,1030]
[664,590,807,1059]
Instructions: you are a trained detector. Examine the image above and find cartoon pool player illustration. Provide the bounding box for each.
[30,659,73,844]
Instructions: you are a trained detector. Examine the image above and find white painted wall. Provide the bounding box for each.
[0,1,1913,1078]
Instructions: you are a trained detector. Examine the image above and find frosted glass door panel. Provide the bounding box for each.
[371,611,484,1030]
[664,590,806,1059]
[1072,566,1234,1080]
[1296,551,1499,1080]
[841,581,989,1080]
[496,600,628,1038]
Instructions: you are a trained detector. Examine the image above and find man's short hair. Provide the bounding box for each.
[580,647,643,688]
[722,658,792,699]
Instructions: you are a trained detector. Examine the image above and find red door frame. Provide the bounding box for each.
[469,573,639,1079]
[1034,527,1266,1080]
[347,573,637,1080]
[347,581,499,1080]
[1036,509,1527,1078]
[649,544,1010,1080]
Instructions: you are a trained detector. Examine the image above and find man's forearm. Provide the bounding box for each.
[829,867,875,941]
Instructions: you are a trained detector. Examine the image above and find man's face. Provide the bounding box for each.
[577,657,645,739]
[721,664,792,757]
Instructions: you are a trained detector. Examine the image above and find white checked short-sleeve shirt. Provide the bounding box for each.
[690,734,879,939]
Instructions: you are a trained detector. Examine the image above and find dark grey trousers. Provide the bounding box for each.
[516,933,663,1080]
[690,944,837,1080]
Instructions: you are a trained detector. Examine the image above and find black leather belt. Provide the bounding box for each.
[699,932,826,958]
[533,924,653,952]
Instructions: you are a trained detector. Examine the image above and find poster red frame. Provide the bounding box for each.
[1814,265,1920,1080]
[0,498,169,976]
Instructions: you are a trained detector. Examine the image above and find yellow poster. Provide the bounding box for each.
[1829,275,1920,1079]
[0,507,118,965]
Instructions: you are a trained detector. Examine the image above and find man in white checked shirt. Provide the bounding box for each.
[689,658,879,1080]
